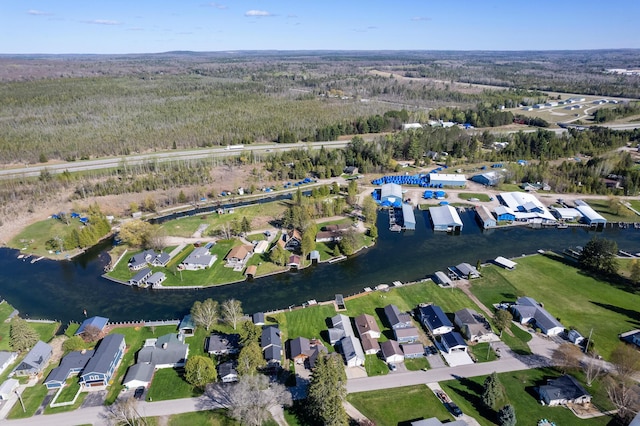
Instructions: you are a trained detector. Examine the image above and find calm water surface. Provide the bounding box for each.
[0,210,638,323]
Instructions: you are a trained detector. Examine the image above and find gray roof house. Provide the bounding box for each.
[402,343,425,359]
[383,304,413,329]
[338,335,365,367]
[205,333,240,356]
[129,267,152,286]
[289,337,311,363]
[252,312,265,326]
[380,340,404,364]
[122,362,155,389]
[76,316,109,336]
[261,326,282,365]
[455,263,480,279]
[79,334,126,388]
[181,247,216,271]
[137,333,189,369]
[539,375,592,406]
[394,326,419,344]
[218,361,238,383]
[0,351,18,376]
[511,297,564,336]
[454,308,498,343]
[128,250,156,270]
[0,379,19,400]
[44,349,95,389]
[418,305,454,335]
[327,327,346,345]
[152,252,171,267]
[11,340,52,377]
[146,272,167,288]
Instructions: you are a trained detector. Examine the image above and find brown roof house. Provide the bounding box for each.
[355,314,381,339]
[278,229,302,251]
[225,245,253,268]
[360,334,380,355]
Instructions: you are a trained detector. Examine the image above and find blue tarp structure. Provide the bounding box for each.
[371,174,429,187]
[423,190,434,199]
[435,190,446,199]
[439,201,449,205]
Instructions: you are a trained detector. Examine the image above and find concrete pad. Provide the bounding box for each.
[345,365,368,379]
[441,350,474,367]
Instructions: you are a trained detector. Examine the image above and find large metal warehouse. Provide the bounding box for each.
[401,203,416,230]
[429,205,463,232]
[429,174,466,187]
[471,171,501,186]
[574,200,607,226]
[475,205,496,229]
[380,183,403,207]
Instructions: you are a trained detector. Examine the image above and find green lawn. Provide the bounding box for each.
[44,386,89,415]
[468,342,498,363]
[500,323,533,355]
[7,216,87,258]
[7,384,49,419]
[471,255,640,359]
[585,198,638,221]
[159,202,289,238]
[441,368,612,426]
[347,385,454,426]
[628,199,640,214]
[404,357,430,371]
[105,325,177,404]
[55,380,80,402]
[276,304,337,350]
[458,192,492,202]
[0,301,17,350]
[147,368,202,401]
[165,410,240,426]
[30,321,60,343]
[64,323,80,337]
[365,354,388,376]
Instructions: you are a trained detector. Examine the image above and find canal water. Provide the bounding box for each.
[0,209,638,324]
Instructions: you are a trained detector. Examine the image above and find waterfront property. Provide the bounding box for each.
[183,247,217,270]
[380,183,403,208]
[475,205,496,229]
[498,192,556,223]
[44,349,95,389]
[383,304,413,329]
[178,315,195,337]
[354,313,381,339]
[137,333,189,369]
[330,314,365,367]
[511,297,564,336]
[206,333,240,356]
[538,374,591,406]
[79,334,125,388]
[552,207,582,221]
[574,200,607,227]
[11,341,52,377]
[454,308,498,343]
[76,316,109,336]
[433,271,453,287]
[494,256,517,270]
[401,203,416,230]
[261,326,283,366]
[429,205,463,232]
[129,268,152,286]
[494,206,515,222]
[419,304,454,336]
[146,272,167,288]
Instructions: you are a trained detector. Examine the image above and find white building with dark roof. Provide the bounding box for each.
[511,297,564,336]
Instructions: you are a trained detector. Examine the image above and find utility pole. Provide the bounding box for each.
[584,328,593,354]
[15,390,25,413]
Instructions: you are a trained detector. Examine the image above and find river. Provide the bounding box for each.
[0,210,638,324]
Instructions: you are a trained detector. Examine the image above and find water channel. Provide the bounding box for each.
[0,209,638,324]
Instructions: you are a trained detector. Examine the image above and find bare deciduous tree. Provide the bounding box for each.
[102,397,147,426]
[190,298,219,332]
[605,376,640,424]
[611,344,640,378]
[552,343,582,374]
[581,353,605,387]
[221,299,243,330]
[81,325,103,342]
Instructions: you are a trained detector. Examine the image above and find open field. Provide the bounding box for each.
[471,254,640,359]
[587,198,639,222]
[458,192,492,202]
[147,368,202,402]
[7,216,85,259]
[441,368,613,426]
[347,385,454,426]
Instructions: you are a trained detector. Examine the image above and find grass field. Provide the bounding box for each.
[275,304,337,350]
[458,193,492,202]
[365,354,389,376]
[7,216,84,258]
[468,342,498,363]
[471,254,640,359]
[7,384,49,419]
[347,385,454,426]
[147,368,202,401]
[586,198,638,221]
[441,368,612,426]
[164,410,240,426]
[404,357,430,371]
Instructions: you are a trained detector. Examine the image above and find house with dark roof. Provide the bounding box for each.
[278,229,302,251]
[394,326,419,344]
[218,361,238,383]
[455,263,480,279]
[402,343,424,359]
[338,335,365,367]
[11,341,52,377]
[327,328,346,345]
[380,340,404,364]
[183,247,217,271]
[454,308,498,343]
[128,250,156,270]
[152,252,171,267]
[137,333,189,369]
[252,312,265,326]
[360,334,380,355]
[205,333,240,356]
[146,272,167,288]
[419,305,454,336]
[538,375,592,406]
[511,297,564,336]
[0,351,18,376]
[76,316,109,336]
[307,341,328,369]
[79,334,125,388]
[122,362,155,389]
[440,332,468,354]
[354,314,381,339]
[44,350,94,389]
[620,329,640,348]
[129,267,152,286]
[261,326,282,366]
[178,315,195,337]
[289,337,311,364]
[383,304,413,329]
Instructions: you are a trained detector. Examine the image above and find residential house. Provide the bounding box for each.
[252,312,265,326]
[440,332,468,354]
[44,349,95,389]
[394,326,419,344]
[128,250,156,270]
[315,231,341,243]
[11,340,52,377]
[511,297,564,336]
[454,308,498,343]
[79,334,126,388]
[338,335,365,367]
[402,343,424,359]
[178,314,195,337]
[383,304,413,329]
[129,268,152,286]
[224,245,253,268]
[218,361,238,383]
[343,166,359,175]
[289,337,311,364]
[327,327,346,345]
[279,229,302,251]
[307,341,328,369]
[411,418,468,426]
[152,252,171,267]
[122,362,155,389]
[538,375,592,406]
[183,247,217,271]
[0,379,19,400]
[146,272,166,288]
[137,333,189,369]
[261,326,282,366]
[0,351,17,375]
[354,314,381,339]
[380,340,404,364]
[288,254,301,269]
[360,334,380,355]
[206,333,240,356]
[419,305,454,336]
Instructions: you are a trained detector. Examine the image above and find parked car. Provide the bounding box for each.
[388,363,397,371]
[134,387,145,400]
[448,402,463,417]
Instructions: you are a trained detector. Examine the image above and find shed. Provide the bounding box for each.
[146,272,166,288]
[401,203,416,230]
[309,250,320,264]
[252,312,265,326]
[471,171,501,186]
[129,268,152,286]
[122,362,155,389]
[475,205,496,229]
[455,263,480,279]
[429,206,463,232]
[0,379,19,400]
[76,316,109,336]
[380,340,404,364]
[253,240,269,254]
[178,315,195,337]
[433,271,453,287]
[494,256,517,270]
[245,265,257,279]
[575,202,607,226]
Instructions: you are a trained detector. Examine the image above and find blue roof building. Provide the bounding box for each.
[441,331,468,353]
[418,305,454,335]
[76,316,109,336]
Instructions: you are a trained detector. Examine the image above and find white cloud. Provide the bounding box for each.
[27,9,52,16]
[84,19,121,25]
[207,2,228,9]
[411,16,431,21]
[245,10,272,17]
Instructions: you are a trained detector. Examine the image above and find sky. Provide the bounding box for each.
[1,0,638,54]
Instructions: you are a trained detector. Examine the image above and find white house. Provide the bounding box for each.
[380,340,404,364]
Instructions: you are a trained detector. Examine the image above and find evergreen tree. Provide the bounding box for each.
[497,404,516,426]
[10,317,39,352]
[308,353,348,426]
[482,372,505,410]
[240,217,251,233]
